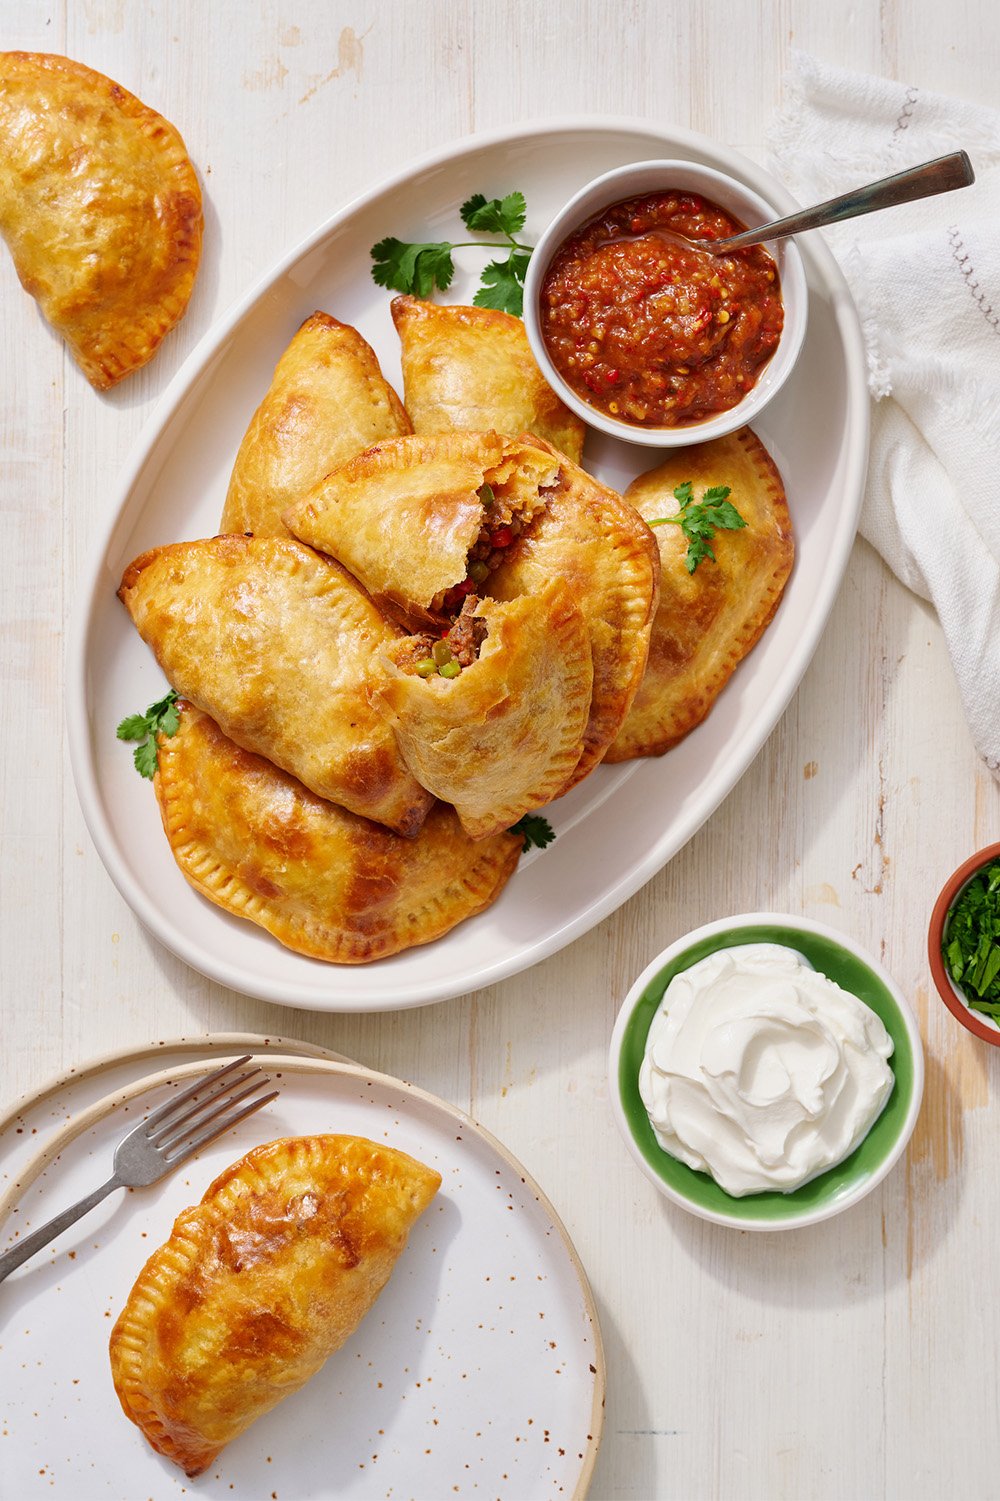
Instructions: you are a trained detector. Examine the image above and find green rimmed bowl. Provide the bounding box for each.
[608,914,924,1231]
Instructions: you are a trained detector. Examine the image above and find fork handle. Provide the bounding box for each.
[0,1176,120,1285]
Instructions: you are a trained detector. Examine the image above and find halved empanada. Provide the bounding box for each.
[372,580,593,839]
[154,703,520,959]
[0,52,202,389]
[607,427,794,760]
[489,439,660,787]
[391,294,585,462]
[220,312,411,538]
[118,535,432,835]
[110,1134,441,1476]
[283,430,560,627]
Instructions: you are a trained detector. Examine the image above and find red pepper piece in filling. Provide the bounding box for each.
[489,526,514,548]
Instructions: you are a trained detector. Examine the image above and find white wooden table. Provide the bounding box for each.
[2,3,999,1497]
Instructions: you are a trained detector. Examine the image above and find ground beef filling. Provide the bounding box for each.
[432,476,557,617]
[402,595,489,678]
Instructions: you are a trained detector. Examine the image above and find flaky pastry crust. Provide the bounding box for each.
[110,1134,441,1476]
[283,430,558,626]
[391,294,585,462]
[489,438,660,787]
[154,703,520,959]
[118,535,432,835]
[0,51,202,389]
[607,427,794,759]
[373,581,593,839]
[220,312,411,538]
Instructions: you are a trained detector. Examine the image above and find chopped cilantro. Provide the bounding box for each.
[944,861,1000,1014]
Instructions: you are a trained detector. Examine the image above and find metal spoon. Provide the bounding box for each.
[673,151,975,255]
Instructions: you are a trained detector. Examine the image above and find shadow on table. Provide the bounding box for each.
[656,1029,993,1304]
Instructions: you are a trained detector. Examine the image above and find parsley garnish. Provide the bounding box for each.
[371,191,533,317]
[510,813,556,852]
[116,689,180,779]
[650,481,747,573]
[944,862,1000,1015]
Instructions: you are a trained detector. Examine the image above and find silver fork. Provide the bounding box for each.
[0,1055,278,1285]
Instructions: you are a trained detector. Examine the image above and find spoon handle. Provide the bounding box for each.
[717,150,975,252]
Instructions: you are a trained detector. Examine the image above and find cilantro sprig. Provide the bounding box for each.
[116,689,180,779]
[650,481,747,573]
[371,191,533,317]
[510,813,555,853]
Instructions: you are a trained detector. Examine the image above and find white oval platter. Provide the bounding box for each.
[67,117,868,1011]
[0,1054,604,1500]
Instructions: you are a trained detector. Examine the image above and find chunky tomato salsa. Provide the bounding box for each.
[539,190,784,428]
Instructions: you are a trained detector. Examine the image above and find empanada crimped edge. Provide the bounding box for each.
[153,704,521,962]
[220,311,411,538]
[373,580,594,839]
[606,425,794,760]
[489,436,661,789]
[109,1134,441,1475]
[0,51,203,389]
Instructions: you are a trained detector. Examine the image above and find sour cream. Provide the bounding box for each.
[638,943,895,1197]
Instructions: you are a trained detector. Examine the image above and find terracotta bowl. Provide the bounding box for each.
[928,841,1000,1046]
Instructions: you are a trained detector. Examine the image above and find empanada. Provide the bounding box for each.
[283,430,560,628]
[155,703,520,959]
[220,312,411,538]
[372,581,593,838]
[489,439,660,787]
[118,536,432,835]
[391,294,585,462]
[0,52,202,390]
[607,427,794,760]
[110,1134,441,1476]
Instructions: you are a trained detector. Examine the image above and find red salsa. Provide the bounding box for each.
[539,190,784,428]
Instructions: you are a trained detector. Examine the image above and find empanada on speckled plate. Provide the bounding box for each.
[391,294,585,462]
[607,427,794,760]
[373,580,593,839]
[110,1134,441,1476]
[0,52,202,390]
[118,535,432,835]
[489,439,660,788]
[283,430,560,627]
[154,703,520,960]
[220,312,411,538]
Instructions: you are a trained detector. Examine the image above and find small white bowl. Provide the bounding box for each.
[523,159,808,448]
[608,914,924,1231]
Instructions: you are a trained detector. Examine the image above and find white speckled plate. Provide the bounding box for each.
[0,1055,604,1500]
[0,1034,347,1229]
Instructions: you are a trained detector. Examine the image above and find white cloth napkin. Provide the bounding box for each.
[768,52,1000,774]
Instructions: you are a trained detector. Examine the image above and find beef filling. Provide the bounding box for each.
[401,595,488,678]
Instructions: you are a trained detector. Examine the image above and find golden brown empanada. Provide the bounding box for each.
[110,1134,441,1476]
[220,312,411,538]
[489,439,660,787]
[372,581,593,839]
[391,294,585,462]
[154,703,520,959]
[607,427,794,760]
[283,430,560,628]
[0,52,202,390]
[118,536,432,835]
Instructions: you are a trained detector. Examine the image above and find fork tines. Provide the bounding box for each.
[142,1054,279,1164]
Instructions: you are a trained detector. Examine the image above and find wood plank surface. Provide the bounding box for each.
[2,2,999,1497]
